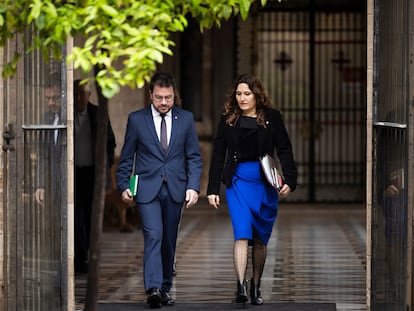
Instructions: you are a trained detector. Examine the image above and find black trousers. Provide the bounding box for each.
[75,165,95,268]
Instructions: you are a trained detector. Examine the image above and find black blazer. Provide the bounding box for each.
[207,108,297,195]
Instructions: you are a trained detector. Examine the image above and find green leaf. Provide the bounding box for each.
[28,0,42,23]
[84,34,98,48]
[100,4,118,17]
[44,2,58,19]
[239,0,251,20]
[35,14,46,30]
[0,4,7,14]
[1,53,20,78]
[148,49,163,63]
[221,5,233,20]
[99,78,120,98]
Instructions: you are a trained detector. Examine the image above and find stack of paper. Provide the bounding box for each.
[260,154,284,190]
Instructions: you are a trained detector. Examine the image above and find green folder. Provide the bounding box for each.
[129,174,139,196]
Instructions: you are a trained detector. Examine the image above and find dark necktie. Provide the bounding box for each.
[53,114,59,145]
[160,113,167,154]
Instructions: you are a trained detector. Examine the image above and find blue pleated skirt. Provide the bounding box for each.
[226,161,278,245]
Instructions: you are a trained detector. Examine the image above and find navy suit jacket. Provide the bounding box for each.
[116,106,202,204]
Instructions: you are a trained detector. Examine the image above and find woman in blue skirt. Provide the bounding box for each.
[207,74,297,305]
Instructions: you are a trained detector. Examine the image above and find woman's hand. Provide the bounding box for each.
[207,194,220,209]
[278,184,291,197]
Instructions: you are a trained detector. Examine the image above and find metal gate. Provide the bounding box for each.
[256,7,366,202]
[370,0,410,309]
[1,34,69,310]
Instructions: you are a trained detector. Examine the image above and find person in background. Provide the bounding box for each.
[35,83,63,207]
[116,72,202,309]
[376,113,407,301]
[74,79,116,273]
[32,72,65,309]
[207,73,297,305]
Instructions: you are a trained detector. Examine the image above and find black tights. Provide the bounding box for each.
[233,238,267,286]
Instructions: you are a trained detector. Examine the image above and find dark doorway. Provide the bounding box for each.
[255,3,366,202]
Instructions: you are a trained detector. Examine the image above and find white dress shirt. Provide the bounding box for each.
[151,105,171,145]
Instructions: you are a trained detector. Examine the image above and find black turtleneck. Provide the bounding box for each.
[237,116,259,162]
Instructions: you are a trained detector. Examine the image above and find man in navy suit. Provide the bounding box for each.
[116,72,202,308]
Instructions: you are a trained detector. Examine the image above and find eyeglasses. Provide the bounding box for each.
[152,94,174,103]
[46,95,61,101]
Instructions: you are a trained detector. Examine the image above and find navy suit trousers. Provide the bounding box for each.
[138,183,183,293]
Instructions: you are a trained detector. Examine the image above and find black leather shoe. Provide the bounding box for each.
[161,291,175,305]
[235,280,248,303]
[147,288,162,309]
[250,278,264,305]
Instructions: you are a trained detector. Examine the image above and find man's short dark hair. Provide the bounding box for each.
[149,72,176,92]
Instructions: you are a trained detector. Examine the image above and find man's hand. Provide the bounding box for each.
[185,189,199,208]
[385,184,399,197]
[35,188,45,206]
[207,194,220,209]
[121,189,134,205]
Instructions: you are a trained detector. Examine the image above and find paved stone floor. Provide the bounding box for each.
[75,201,366,311]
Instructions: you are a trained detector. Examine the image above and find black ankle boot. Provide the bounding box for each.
[236,280,248,303]
[250,278,264,305]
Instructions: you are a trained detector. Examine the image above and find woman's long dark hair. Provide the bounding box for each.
[223,73,274,127]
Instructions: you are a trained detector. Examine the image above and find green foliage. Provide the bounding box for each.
[0,0,269,98]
